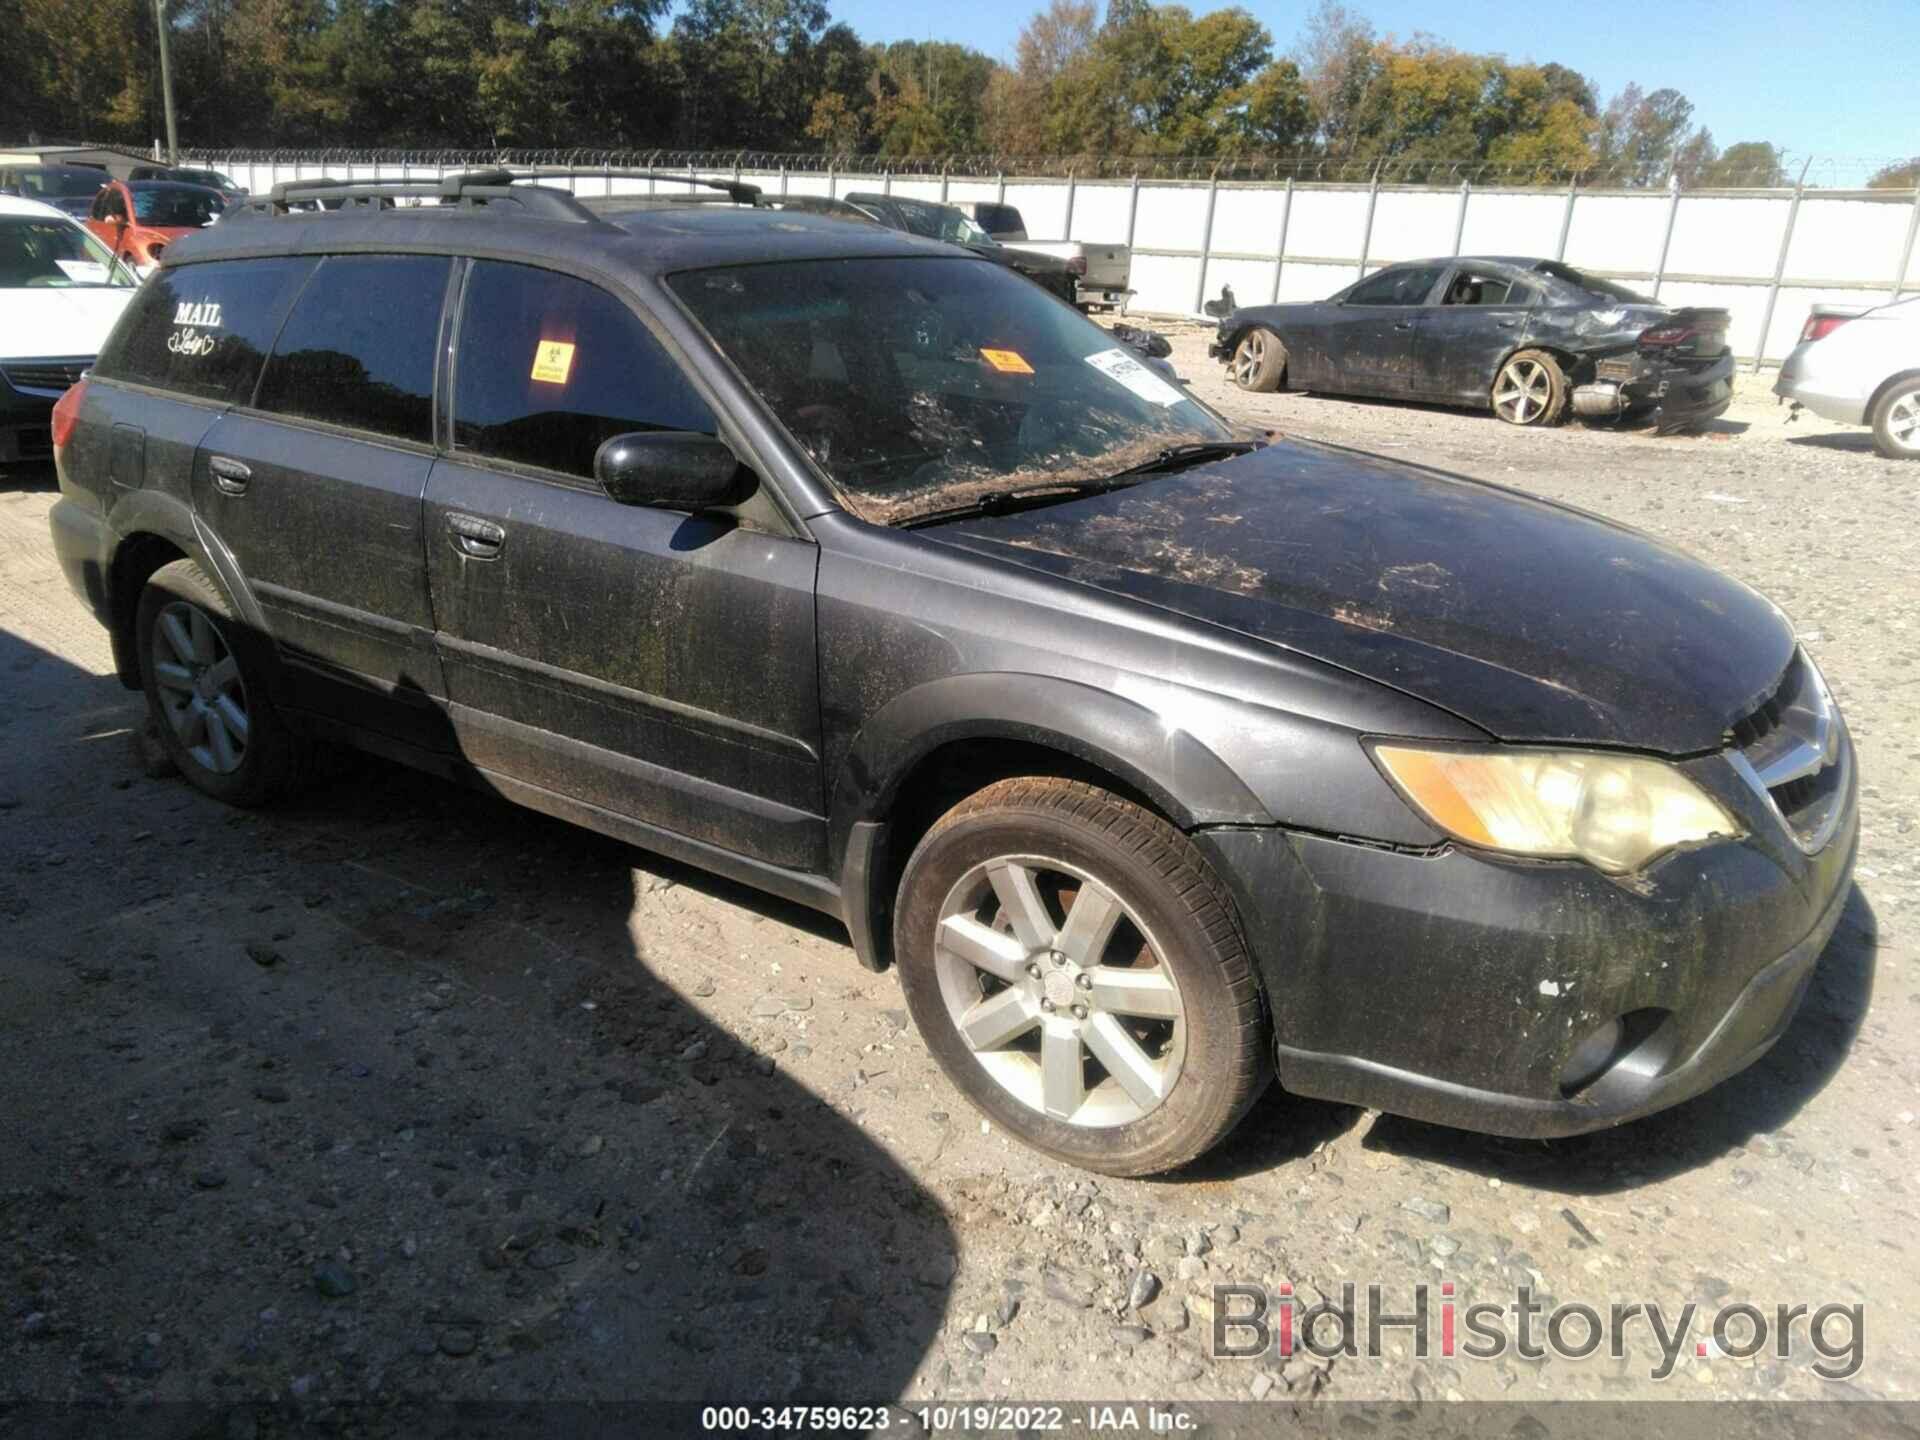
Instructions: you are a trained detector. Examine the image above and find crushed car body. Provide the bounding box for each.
[1210,257,1734,433]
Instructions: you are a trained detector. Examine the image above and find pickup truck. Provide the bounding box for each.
[958,201,1132,311]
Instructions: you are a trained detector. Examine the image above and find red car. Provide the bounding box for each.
[84,179,224,273]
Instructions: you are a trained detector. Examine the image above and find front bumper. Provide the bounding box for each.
[0,395,55,464]
[1198,731,1858,1139]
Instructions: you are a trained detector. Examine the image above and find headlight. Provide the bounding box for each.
[1370,744,1742,874]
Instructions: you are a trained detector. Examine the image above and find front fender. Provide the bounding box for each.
[828,673,1274,972]
[830,672,1273,849]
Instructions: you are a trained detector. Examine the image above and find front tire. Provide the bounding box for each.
[893,778,1270,1176]
[1492,349,1568,426]
[136,559,306,806]
[1229,327,1286,392]
[1871,378,1920,459]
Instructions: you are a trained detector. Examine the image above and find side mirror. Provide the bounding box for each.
[594,431,752,511]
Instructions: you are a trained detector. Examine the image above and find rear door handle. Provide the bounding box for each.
[447,512,506,559]
[1495,318,1520,329]
[208,455,251,494]
[1393,320,1416,331]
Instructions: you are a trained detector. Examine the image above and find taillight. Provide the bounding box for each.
[1066,254,1088,277]
[1800,314,1851,343]
[51,377,88,453]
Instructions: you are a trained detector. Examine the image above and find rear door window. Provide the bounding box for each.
[451,261,715,481]
[93,256,317,403]
[254,254,452,443]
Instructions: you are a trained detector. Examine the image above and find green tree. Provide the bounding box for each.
[1595,83,1706,185]
[1868,157,1920,189]
[1697,140,1786,187]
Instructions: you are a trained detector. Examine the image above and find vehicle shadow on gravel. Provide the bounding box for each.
[0,632,957,1421]
[1785,431,1885,455]
[1356,886,1878,1193]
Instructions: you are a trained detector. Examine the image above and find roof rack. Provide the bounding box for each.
[232,166,761,221]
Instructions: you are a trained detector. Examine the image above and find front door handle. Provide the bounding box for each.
[208,455,251,494]
[1495,318,1519,329]
[447,512,506,559]
[1393,320,1416,331]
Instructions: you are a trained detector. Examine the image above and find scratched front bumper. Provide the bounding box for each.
[1195,732,1858,1139]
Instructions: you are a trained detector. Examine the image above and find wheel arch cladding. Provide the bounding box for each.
[107,530,192,688]
[831,675,1273,972]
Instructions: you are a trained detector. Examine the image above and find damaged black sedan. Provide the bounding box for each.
[1212,257,1734,433]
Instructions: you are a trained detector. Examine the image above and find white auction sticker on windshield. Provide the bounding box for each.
[1084,347,1183,407]
[55,260,109,283]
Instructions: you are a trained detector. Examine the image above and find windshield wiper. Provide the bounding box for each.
[895,440,1265,529]
[1098,439,1264,480]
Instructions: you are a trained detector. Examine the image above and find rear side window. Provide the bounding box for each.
[254,255,452,443]
[974,203,1023,234]
[452,261,715,480]
[94,257,316,402]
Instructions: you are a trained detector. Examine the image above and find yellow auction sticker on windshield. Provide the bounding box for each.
[530,340,576,385]
[980,348,1034,375]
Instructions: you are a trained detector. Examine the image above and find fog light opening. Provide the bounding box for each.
[1560,1019,1624,1096]
[1558,1009,1673,1098]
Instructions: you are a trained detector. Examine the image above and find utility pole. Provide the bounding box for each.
[153,0,179,164]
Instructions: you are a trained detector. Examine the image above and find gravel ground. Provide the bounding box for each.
[2,332,1917,1422]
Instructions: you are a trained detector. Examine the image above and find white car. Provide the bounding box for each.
[0,195,139,465]
[1774,294,1920,459]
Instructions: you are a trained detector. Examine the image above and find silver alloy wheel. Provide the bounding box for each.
[1231,331,1268,387]
[1888,390,1920,453]
[150,599,250,774]
[1493,356,1552,423]
[934,854,1186,1127]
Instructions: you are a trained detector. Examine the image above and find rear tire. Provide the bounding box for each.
[136,559,307,807]
[1229,328,1286,392]
[893,778,1271,1176]
[1871,378,1920,460]
[1492,349,1568,426]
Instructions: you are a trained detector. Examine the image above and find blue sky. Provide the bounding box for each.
[828,0,1914,168]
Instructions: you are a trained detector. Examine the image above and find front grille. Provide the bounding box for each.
[1,358,92,395]
[1727,650,1846,853]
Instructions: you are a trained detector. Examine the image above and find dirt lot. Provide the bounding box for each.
[3,335,1918,1424]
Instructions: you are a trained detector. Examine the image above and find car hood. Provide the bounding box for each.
[927,441,1794,754]
[0,286,136,360]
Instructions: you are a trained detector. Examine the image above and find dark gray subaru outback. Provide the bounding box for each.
[48,171,1856,1176]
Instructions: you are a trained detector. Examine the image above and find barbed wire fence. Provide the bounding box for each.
[168,146,1916,191]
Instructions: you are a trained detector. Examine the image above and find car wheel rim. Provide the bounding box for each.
[933,855,1186,1128]
[1233,333,1264,386]
[1494,359,1550,423]
[1890,391,1920,452]
[150,599,249,775]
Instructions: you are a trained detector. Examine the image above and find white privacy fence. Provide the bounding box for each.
[199,154,1920,365]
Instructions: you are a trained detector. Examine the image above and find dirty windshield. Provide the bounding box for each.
[670,256,1231,525]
